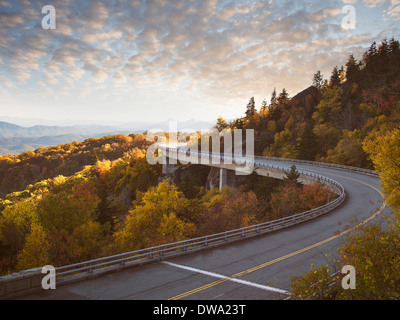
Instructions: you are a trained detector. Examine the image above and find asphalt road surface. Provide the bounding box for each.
[18,160,390,300]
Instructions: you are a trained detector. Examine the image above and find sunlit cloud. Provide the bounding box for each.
[0,0,399,124]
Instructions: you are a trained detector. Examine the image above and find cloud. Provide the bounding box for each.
[0,0,399,122]
[10,68,31,83]
[386,0,400,19]
[363,0,388,7]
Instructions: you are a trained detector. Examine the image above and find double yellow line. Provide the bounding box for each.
[169,171,387,300]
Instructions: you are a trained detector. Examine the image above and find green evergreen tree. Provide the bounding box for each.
[284,165,301,186]
[313,71,324,90]
[345,54,360,84]
[330,66,341,87]
[245,97,256,119]
[296,122,318,161]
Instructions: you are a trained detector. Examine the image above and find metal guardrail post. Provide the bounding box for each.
[88,262,93,274]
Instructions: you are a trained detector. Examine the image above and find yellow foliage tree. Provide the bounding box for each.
[0,200,39,255]
[72,221,106,261]
[16,224,49,271]
[114,179,193,252]
[363,127,400,213]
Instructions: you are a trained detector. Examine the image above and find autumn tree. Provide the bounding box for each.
[0,200,39,256]
[323,130,368,168]
[269,182,302,219]
[38,184,100,234]
[269,181,333,220]
[46,230,81,267]
[260,100,268,116]
[113,180,194,252]
[313,124,341,157]
[16,223,49,271]
[195,187,258,236]
[363,128,400,213]
[313,86,342,126]
[72,221,107,261]
[290,264,334,300]
[335,224,400,300]
[267,129,298,159]
[215,117,229,132]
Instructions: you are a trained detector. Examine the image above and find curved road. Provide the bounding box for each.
[20,160,390,300]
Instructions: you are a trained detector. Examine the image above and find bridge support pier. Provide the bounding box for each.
[162,158,177,175]
[219,168,228,190]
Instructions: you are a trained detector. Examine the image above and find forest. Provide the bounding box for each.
[218,37,400,299]
[0,132,333,273]
[0,38,400,300]
[216,37,400,171]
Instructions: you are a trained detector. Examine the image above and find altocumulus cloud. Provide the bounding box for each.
[0,0,399,123]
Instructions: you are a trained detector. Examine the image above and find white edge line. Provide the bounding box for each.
[162,261,289,295]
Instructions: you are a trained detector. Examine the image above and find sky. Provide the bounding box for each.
[0,0,399,126]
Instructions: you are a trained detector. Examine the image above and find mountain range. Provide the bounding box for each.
[0,119,215,155]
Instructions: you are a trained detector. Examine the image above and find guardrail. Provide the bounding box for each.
[2,151,357,298]
[52,156,345,281]
[258,156,379,177]
[160,145,379,177]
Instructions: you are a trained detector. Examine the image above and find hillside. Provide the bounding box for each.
[218,38,400,170]
[0,134,151,198]
[0,134,333,275]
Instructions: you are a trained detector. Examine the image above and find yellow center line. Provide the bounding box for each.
[168,170,387,300]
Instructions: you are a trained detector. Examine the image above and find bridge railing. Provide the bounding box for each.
[160,145,378,177]
[256,156,379,177]
[53,157,346,281]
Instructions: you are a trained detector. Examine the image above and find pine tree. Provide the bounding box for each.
[284,165,301,186]
[345,54,360,84]
[330,66,341,87]
[296,122,318,161]
[270,88,277,106]
[278,88,289,104]
[313,71,324,90]
[245,97,256,119]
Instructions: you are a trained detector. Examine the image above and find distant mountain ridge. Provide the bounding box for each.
[0,121,123,138]
[0,119,215,155]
